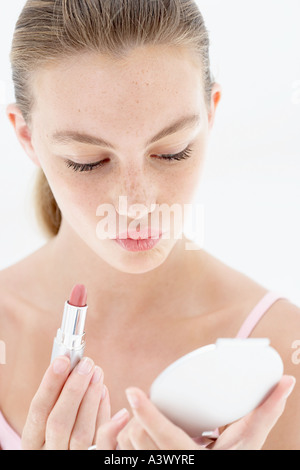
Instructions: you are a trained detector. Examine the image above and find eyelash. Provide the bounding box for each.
[65,146,193,173]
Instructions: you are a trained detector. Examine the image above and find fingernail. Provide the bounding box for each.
[52,356,70,375]
[91,366,103,384]
[283,376,296,399]
[111,408,129,421]
[125,389,139,409]
[101,385,107,399]
[76,357,94,375]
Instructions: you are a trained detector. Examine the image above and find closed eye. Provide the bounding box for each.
[65,159,108,172]
[64,146,193,172]
[155,146,193,162]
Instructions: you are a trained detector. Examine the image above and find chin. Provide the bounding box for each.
[96,239,177,274]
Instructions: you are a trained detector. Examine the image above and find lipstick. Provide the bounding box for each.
[114,228,163,252]
[51,284,88,371]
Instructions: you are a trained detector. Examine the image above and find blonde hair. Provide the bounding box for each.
[10,0,214,238]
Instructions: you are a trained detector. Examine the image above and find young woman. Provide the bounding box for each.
[0,0,299,450]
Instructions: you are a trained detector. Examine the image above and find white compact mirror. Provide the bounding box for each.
[150,338,283,437]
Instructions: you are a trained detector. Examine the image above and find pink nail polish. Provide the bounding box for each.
[52,357,69,375]
[283,377,296,399]
[101,385,107,399]
[126,391,139,409]
[91,366,103,384]
[76,357,94,375]
[111,408,129,421]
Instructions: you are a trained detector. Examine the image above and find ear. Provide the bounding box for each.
[207,83,222,131]
[6,103,41,167]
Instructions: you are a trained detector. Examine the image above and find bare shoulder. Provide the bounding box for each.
[249,297,300,380]
[0,265,21,330]
[249,298,300,450]
[0,265,20,405]
[0,258,31,310]
[0,241,51,314]
[0,247,51,407]
[0,248,46,340]
[193,249,270,314]
[0,268,10,351]
[0,263,27,368]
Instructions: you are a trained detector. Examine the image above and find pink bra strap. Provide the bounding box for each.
[236,291,288,339]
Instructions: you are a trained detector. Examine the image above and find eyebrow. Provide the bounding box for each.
[51,114,201,149]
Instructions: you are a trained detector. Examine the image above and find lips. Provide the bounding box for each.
[117,228,162,240]
[114,235,162,252]
[113,227,163,252]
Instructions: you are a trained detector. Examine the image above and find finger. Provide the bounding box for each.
[129,423,159,450]
[241,375,296,449]
[96,408,130,450]
[96,385,111,428]
[214,375,296,450]
[45,357,95,450]
[117,419,136,450]
[22,356,71,450]
[90,384,111,444]
[125,387,199,450]
[69,366,104,450]
[118,418,158,450]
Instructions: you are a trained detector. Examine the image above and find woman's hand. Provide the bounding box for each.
[22,356,110,450]
[96,375,295,450]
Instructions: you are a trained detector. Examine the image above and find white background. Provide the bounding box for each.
[0,1,300,304]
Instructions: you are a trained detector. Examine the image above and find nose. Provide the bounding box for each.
[117,196,156,220]
[114,171,156,220]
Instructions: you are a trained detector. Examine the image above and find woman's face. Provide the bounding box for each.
[12,46,221,274]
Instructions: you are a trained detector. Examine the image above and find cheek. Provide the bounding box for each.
[33,139,107,217]
[41,161,106,225]
[167,151,205,205]
[59,178,107,222]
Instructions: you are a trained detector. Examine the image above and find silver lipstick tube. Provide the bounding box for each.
[51,301,88,371]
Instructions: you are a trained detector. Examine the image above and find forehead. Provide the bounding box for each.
[31,46,205,139]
